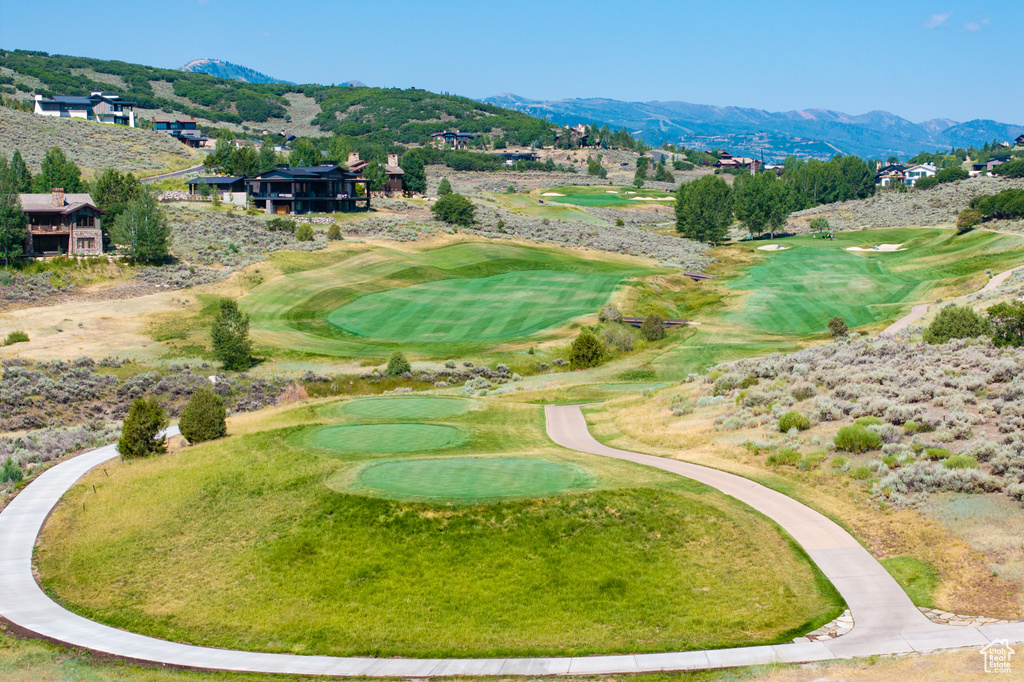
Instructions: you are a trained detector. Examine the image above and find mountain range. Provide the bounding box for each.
[179,58,292,84]
[481,94,1024,160]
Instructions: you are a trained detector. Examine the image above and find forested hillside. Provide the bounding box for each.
[0,50,556,147]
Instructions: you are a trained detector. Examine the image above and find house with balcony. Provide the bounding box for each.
[153,119,210,147]
[245,165,370,214]
[902,163,937,186]
[19,189,104,256]
[431,130,475,149]
[33,92,136,127]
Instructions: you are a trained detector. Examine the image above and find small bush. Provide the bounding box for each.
[956,208,982,234]
[569,328,604,370]
[834,424,882,453]
[178,388,227,443]
[767,448,801,466]
[828,316,848,340]
[943,455,979,470]
[639,314,665,341]
[809,217,830,232]
[386,351,411,376]
[903,421,921,434]
[670,394,693,416]
[830,456,849,469]
[924,447,951,460]
[854,416,884,426]
[294,223,314,242]
[2,330,29,346]
[778,411,810,432]
[117,397,168,459]
[1,457,23,484]
[850,466,873,480]
[598,304,623,323]
[327,224,342,241]
[923,305,991,344]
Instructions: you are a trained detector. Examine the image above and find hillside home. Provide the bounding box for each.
[971,159,1005,175]
[245,165,370,214]
[714,153,759,171]
[874,163,905,186]
[153,119,210,147]
[1016,134,1024,147]
[187,176,248,195]
[33,92,136,127]
[19,189,104,256]
[497,151,539,163]
[383,154,404,196]
[431,130,475,149]
[902,163,937,186]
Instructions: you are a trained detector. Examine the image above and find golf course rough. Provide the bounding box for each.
[322,396,473,420]
[344,456,593,502]
[288,423,465,455]
[326,270,622,343]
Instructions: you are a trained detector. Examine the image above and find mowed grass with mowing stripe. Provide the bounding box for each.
[327,270,621,342]
[245,241,659,358]
[323,396,473,420]
[288,423,465,455]
[349,456,592,502]
[542,185,677,208]
[725,228,1024,337]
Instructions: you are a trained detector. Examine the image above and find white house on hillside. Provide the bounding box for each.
[33,92,136,127]
[902,163,937,186]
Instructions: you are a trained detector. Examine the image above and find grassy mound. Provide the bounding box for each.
[326,270,621,343]
[345,456,591,502]
[288,423,464,455]
[726,228,1024,336]
[37,401,843,658]
[324,396,472,420]
[244,241,656,358]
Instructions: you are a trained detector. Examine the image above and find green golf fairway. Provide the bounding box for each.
[289,424,464,454]
[726,228,1024,336]
[326,270,621,342]
[323,397,473,420]
[543,186,676,208]
[350,457,591,502]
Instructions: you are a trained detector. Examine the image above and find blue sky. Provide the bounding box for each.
[1,0,1020,124]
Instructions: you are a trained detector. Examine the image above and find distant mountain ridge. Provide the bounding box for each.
[180,58,292,84]
[482,94,1024,160]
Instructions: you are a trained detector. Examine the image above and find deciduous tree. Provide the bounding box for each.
[675,175,733,243]
[733,171,792,238]
[110,191,169,263]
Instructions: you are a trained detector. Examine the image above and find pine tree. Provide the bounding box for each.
[110,191,170,263]
[8,151,32,193]
[179,389,228,443]
[0,158,29,266]
[569,329,604,369]
[32,147,84,193]
[437,178,452,196]
[117,397,168,459]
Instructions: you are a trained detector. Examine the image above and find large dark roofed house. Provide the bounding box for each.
[153,119,210,147]
[33,91,136,127]
[246,165,370,214]
[431,130,475,149]
[186,176,248,195]
[19,189,104,256]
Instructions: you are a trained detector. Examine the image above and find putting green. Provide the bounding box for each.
[322,396,472,420]
[290,424,464,454]
[325,270,622,343]
[541,186,676,208]
[348,456,591,502]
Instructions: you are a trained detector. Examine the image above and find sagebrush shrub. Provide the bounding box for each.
[178,388,227,444]
[778,411,810,432]
[834,424,882,453]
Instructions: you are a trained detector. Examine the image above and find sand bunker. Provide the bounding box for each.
[757,244,790,251]
[541,192,565,197]
[605,190,618,194]
[629,196,675,201]
[845,243,906,252]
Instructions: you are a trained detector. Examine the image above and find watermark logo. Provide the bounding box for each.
[981,639,1015,674]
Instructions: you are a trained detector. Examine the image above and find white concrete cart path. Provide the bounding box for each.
[1,416,1023,677]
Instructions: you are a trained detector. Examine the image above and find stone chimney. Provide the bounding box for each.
[51,188,65,208]
[347,152,360,165]
[388,154,399,168]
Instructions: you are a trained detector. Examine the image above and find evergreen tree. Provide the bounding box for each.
[400,153,427,193]
[8,151,32,193]
[386,351,411,376]
[179,389,227,443]
[110,191,170,263]
[639,314,665,341]
[227,146,260,177]
[363,160,386,191]
[430,193,475,226]
[0,158,29,266]
[33,146,84,193]
[437,177,452,196]
[289,139,321,168]
[257,144,278,174]
[117,397,168,459]
[211,298,253,371]
[828,316,849,340]
[569,328,603,369]
[923,305,991,344]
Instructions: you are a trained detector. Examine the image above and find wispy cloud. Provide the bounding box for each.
[963,18,990,32]
[924,11,953,29]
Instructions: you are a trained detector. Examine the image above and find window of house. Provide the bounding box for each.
[76,237,95,251]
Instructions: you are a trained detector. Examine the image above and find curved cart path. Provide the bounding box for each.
[2,416,1023,677]
[881,263,1024,336]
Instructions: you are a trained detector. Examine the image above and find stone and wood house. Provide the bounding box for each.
[245,165,370,215]
[19,189,104,256]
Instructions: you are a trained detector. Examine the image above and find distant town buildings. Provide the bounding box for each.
[33,92,136,127]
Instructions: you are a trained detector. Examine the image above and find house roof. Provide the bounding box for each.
[250,164,356,180]
[187,176,246,185]
[384,165,404,175]
[431,130,475,138]
[18,193,103,214]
